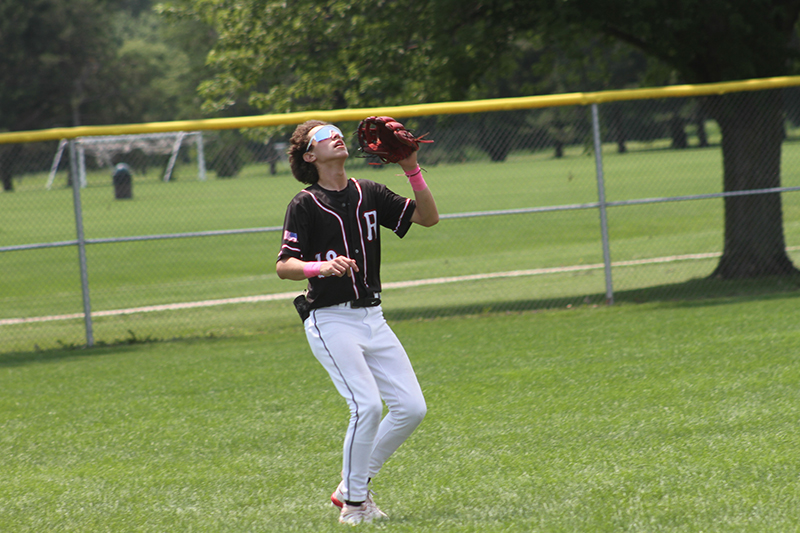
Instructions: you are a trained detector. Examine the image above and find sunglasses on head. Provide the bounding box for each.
[306,125,343,152]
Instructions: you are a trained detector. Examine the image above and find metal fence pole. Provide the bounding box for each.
[196,132,207,181]
[77,143,87,188]
[69,140,94,346]
[591,103,615,305]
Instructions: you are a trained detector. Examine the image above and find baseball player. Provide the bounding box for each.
[276,119,439,525]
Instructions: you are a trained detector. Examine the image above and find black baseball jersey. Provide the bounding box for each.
[278,178,416,309]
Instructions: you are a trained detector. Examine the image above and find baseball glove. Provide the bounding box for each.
[357,116,433,164]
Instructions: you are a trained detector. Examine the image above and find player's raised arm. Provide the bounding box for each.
[355,116,439,228]
[398,152,439,227]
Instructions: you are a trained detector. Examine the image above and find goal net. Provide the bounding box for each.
[47,131,206,189]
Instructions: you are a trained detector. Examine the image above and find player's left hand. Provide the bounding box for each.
[357,116,432,164]
[397,151,419,174]
[322,256,359,277]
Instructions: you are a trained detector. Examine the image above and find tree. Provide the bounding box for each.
[542,0,800,278]
[0,0,215,191]
[0,0,115,129]
[95,10,209,124]
[0,0,115,191]
[158,0,447,113]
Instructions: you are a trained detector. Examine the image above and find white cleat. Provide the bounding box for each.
[364,495,388,521]
[339,503,372,525]
[332,481,388,522]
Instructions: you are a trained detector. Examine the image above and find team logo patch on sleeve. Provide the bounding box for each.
[284,230,298,242]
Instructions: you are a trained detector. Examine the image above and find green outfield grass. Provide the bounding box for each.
[2,288,800,532]
[3,133,800,530]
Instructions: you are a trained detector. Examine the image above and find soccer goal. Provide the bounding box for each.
[47,131,206,189]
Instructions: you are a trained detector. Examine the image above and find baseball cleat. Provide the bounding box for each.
[366,500,389,521]
[339,503,372,526]
[332,481,388,521]
[331,480,346,508]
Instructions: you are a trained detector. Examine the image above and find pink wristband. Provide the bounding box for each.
[404,166,427,191]
[303,261,322,278]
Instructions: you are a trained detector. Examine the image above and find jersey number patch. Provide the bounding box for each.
[316,250,338,262]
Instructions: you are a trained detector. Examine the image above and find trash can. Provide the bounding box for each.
[112,163,133,199]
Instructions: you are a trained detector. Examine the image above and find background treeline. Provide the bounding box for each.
[5,1,800,182]
[5,1,800,279]
[1,0,213,130]
[0,0,699,185]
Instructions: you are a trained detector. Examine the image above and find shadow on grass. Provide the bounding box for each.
[4,275,799,364]
[0,342,144,368]
[384,274,800,321]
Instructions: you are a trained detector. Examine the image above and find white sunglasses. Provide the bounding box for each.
[306,125,343,152]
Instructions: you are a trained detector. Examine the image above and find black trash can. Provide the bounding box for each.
[112,163,133,199]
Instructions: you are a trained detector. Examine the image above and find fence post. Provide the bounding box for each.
[196,132,207,181]
[591,103,615,305]
[69,140,95,346]
[77,142,88,188]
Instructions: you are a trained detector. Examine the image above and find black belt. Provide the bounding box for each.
[348,296,381,308]
[293,293,381,323]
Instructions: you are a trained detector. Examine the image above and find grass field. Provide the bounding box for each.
[3,129,800,530]
[2,285,800,532]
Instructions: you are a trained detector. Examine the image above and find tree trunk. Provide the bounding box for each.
[669,114,688,149]
[694,98,709,148]
[0,172,12,192]
[607,104,627,153]
[708,90,799,278]
[0,145,20,192]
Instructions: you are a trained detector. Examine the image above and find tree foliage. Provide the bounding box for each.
[156,0,649,161]
[551,0,800,83]
[156,0,525,113]
[0,0,115,131]
[0,0,116,190]
[0,0,214,190]
[98,10,213,123]
[0,0,213,132]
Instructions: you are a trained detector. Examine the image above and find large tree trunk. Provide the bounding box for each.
[708,90,799,278]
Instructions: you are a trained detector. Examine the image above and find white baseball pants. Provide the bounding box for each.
[305,304,426,503]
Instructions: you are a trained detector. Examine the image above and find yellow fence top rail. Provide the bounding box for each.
[3,76,800,145]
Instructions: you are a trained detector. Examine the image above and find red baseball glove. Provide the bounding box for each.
[357,116,433,164]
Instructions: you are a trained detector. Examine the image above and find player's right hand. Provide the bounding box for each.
[322,256,359,277]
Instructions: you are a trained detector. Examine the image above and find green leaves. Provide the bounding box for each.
[169,0,476,114]
[0,0,115,130]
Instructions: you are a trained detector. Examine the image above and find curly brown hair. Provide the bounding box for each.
[288,120,328,185]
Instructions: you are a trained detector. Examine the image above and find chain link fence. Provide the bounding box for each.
[3,83,800,353]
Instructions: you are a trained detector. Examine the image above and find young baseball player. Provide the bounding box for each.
[276,120,439,525]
